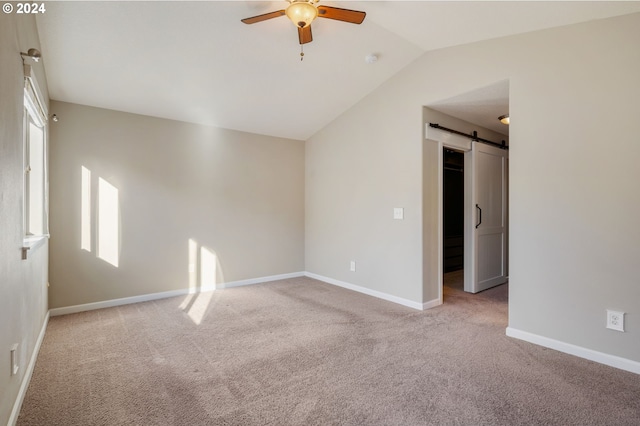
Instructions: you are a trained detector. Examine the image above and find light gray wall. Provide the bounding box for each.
[0,13,50,426]
[306,13,640,362]
[48,101,305,309]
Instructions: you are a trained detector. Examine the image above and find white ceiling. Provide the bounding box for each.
[430,79,510,135]
[36,1,640,140]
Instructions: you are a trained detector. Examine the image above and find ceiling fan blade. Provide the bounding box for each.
[298,25,313,45]
[317,6,366,24]
[241,10,286,25]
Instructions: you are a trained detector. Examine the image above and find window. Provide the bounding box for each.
[23,65,48,238]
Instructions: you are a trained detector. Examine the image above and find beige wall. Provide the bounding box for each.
[0,13,50,426]
[306,13,640,362]
[306,82,424,303]
[48,102,304,309]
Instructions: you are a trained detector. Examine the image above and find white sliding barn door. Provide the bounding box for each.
[464,142,508,293]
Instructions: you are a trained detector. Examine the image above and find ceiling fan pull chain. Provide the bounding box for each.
[300,44,304,61]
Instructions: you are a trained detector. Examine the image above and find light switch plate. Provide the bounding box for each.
[393,208,404,220]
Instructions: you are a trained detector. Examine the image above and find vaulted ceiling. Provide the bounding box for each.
[36,1,640,140]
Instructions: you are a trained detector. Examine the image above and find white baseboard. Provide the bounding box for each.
[49,288,201,316]
[48,271,436,316]
[422,298,443,310]
[304,272,436,311]
[50,272,306,317]
[506,327,640,375]
[217,271,305,289]
[9,311,50,426]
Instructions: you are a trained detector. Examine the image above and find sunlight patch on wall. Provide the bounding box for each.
[80,166,121,267]
[81,166,91,252]
[97,177,120,267]
[182,239,223,325]
[187,238,222,291]
[188,238,198,290]
[200,246,217,289]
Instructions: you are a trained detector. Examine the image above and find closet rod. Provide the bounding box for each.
[429,123,508,150]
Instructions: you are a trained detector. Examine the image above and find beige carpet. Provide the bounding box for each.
[18,276,640,425]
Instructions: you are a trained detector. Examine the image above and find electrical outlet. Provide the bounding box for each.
[10,344,19,376]
[606,310,625,332]
[350,261,356,272]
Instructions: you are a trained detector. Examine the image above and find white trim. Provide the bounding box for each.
[49,271,434,317]
[436,141,444,305]
[8,311,49,426]
[506,327,640,375]
[422,298,442,310]
[23,64,47,118]
[216,271,304,289]
[49,272,306,316]
[426,131,472,305]
[426,125,471,151]
[304,272,431,311]
[21,234,49,260]
[49,289,199,316]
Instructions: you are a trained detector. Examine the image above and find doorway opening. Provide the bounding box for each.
[423,80,510,308]
[443,148,465,295]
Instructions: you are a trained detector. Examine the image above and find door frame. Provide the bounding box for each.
[427,125,473,305]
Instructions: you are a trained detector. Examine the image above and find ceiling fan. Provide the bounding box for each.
[241,0,366,47]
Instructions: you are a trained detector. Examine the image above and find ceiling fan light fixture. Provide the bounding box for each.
[498,114,510,125]
[286,1,318,28]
